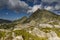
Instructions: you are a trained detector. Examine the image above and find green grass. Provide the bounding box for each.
[0,31,6,39]
[0,25,60,40]
[14,30,47,40]
[5,32,13,40]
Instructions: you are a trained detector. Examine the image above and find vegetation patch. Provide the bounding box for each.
[14,30,47,40]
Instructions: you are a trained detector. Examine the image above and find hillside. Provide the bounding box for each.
[0,19,13,29]
[13,16,28,24]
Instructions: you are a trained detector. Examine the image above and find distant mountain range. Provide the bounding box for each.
[0,19,12,24]
[13,16,27,24]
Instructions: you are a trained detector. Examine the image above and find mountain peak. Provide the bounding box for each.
[27,9,60,23]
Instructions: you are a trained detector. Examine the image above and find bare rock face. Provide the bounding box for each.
[47,31,60,40]
[39,24,53,28]
[31,27,46,37]
[13,36,23,40]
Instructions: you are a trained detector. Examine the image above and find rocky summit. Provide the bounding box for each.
[27,9,60,23]
[0,9,60,40]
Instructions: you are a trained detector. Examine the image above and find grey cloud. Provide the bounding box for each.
[0,0,60,14]
[41,0,60,10]
[27,0,60,11]
[42,0,60,3]
[8,0,30,13]
[0,0,30,13]
[0,0,8,8]
[27,4,42,13]
[55,3,60,10]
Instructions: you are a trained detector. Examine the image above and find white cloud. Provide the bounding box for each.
[8,0,28,8]
[41,0,60,10]
[27,4,42,13]
[44,6,54,10]
[27,0,60,13]
[55,4,60,10]
[0,0,60,14]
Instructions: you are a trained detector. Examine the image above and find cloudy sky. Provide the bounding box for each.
[0,0,60,21]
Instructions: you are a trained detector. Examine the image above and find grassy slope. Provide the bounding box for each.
[14,30,47,40]
[0,29,47,40]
